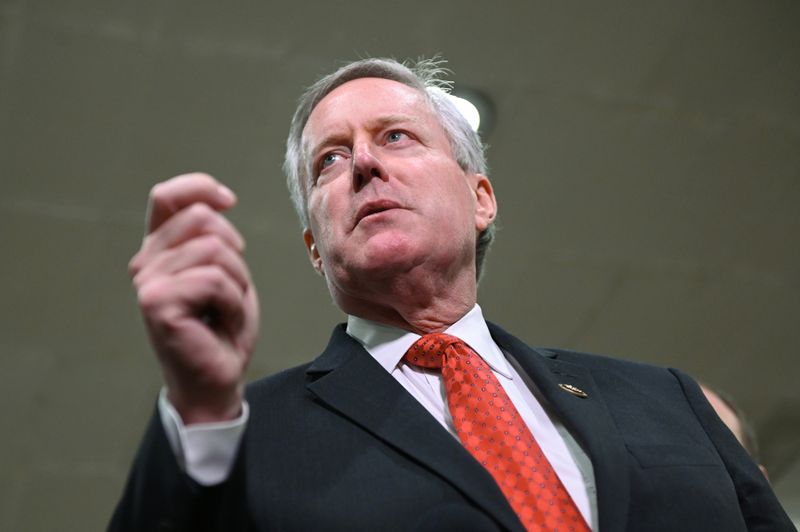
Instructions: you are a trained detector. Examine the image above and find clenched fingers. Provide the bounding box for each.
[132,234,251,292]
[146,173,236,233]
[130,202,244,276]
[137,264,249,341]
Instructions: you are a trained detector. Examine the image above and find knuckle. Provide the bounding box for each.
[176,172,215,190]
[197,234,225,255]
[188,202,214,223]
[204,265,227,287]
[136,279,167,311]
[140,234,155,249]
[149,182,167,204]
[131,271,144,290]
[204,266,241,297]
[128,254,142,277]
[192,172,215,184]
[129,237,157,276]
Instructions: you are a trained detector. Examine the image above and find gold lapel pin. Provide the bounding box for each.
[558,383,588,398]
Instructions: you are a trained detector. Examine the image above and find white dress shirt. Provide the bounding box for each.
[160,304,597,529]
[347,304,596,528]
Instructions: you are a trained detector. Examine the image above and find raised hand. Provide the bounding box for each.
[129,173,259,424]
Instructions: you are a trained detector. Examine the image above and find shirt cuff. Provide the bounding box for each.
[157,387,249,486]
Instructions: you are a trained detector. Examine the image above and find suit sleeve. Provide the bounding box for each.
[671,369,796,531]
[108,408,253,532]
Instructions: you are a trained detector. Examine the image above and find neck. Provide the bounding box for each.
[331,266,478,335]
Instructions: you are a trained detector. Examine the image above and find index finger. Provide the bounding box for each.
[146,173,237,233]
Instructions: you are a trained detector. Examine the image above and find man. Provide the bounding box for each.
[110,58,793,531]
[702,384,770,480]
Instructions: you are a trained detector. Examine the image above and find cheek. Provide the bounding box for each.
[308,188,333,224]
[308,197,342,256]
[434,176,476,217]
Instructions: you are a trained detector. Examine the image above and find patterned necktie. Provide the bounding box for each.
[404,333,589,532]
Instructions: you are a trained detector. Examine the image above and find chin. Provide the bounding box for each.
[356,233,422,275]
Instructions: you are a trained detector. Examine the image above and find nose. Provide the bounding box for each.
[351,142,387,191]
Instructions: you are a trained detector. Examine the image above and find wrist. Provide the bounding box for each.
[166,384,244,425]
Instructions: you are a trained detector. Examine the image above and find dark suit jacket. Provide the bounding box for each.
[110,323,794,531]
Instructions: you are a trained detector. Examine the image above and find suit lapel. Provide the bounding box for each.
[488,322,631,532]
[306,325,524,532]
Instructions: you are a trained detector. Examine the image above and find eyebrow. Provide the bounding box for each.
[307,114,421,160]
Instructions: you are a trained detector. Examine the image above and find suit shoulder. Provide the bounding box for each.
[535,346,705,403]
[537,346,663,369]
[244,362,313,402]
[539,345,685,376]
[488,321,684,380]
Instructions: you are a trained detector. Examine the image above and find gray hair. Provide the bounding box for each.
[284,57,496,280]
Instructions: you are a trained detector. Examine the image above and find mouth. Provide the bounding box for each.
[354,199,403,227]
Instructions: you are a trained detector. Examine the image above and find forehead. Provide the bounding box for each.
[303,78,436,142]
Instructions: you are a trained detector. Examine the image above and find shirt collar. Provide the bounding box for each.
[346,304,513,379]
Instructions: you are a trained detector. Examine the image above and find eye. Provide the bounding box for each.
[320,152,342,170]
[386,130,407,143]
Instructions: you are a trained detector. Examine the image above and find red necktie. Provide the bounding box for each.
[404,333,589,532]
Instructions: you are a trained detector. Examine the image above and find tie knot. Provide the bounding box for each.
[403,332,463,369]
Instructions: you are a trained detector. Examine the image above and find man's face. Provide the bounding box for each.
[301,77,496,298]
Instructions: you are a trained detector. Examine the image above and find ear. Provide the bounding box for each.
[472,173,497,232]
[303,229,325,276]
